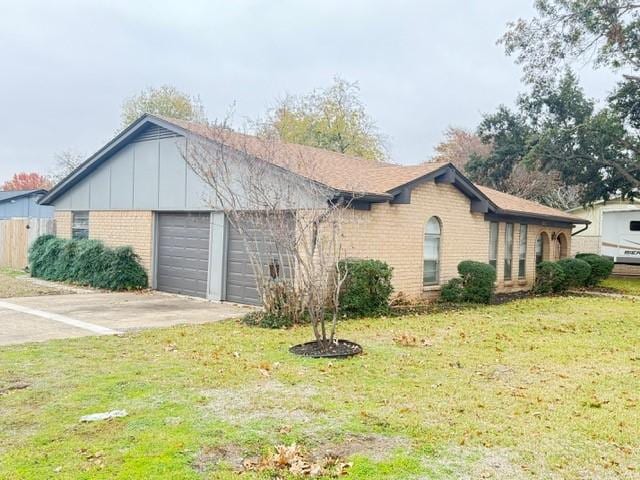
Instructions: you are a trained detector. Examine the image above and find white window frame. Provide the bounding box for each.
[488,221,499,271]
[423,216,441,286]
[518,224,527,279]
[504,223,514,281]
[72,211,89,240]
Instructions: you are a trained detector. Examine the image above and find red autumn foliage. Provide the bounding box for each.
[1,172,52,191]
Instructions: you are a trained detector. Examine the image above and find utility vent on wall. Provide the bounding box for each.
[131,123,180,143]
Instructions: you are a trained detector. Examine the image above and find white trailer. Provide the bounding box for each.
[601,210,640,265]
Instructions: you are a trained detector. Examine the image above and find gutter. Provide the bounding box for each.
[571,224,589,236]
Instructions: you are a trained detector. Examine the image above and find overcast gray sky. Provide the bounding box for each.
[0,0,619,183]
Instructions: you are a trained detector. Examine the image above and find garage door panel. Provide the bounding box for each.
[225,214,294,305]
[156,213,210,298]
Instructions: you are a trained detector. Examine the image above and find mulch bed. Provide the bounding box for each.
[289,339,362,358]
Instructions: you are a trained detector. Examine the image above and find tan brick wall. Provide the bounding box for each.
[340,182,489,298]
[88,211,154,275]
[340,181,574,300]
[571,235,600,256]
[55,211,72,239]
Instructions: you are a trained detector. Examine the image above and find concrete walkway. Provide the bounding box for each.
[0,291,253,346]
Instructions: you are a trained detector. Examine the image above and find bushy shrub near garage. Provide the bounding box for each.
[28,235,147,290]
[576,253,615,286]
[533,261,567,294]
[28,234,57,277]
[338,259,394,317]
[556,258,592,288]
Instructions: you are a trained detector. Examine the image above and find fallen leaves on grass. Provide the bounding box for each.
[393,332,433,347]
[242,443,351,477]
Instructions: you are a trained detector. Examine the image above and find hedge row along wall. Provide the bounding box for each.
[29,235,148,290]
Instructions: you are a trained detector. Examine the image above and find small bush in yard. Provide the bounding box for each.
[338,259,393,317]
[534,261,567,294]
[28,235,147,290]
[440,277,463,303]
[576,254,615,286]
[556,258,592,288]
[242,311,294,329]
[458,261,496,303]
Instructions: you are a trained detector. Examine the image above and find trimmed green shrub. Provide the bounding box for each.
[94,247,147,290]
[576,254,615,286]
[70,240,109,285]
[556,258,592,288]
[28,234,56,277]
[440,277,463,303]
[38,237,67,280]
[457,261,496,304]
[534,261,567,294]
[338,259,393,317]
[28,235,147,291]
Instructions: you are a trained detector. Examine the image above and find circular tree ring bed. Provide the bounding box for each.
[289,339,362,358]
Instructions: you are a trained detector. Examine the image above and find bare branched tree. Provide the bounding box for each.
[49,149,84,184]
[182,122,358,349]
[503,163,584,210]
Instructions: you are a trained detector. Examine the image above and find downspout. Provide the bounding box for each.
[571,224,590,236]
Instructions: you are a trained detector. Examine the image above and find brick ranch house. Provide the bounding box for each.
[40,114,588,305]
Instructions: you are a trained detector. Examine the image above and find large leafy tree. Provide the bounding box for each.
[121,85,206,128]
[501,0,640,83]
[466,70,637,204]
[495,1,640,200]
[260,77,387,161]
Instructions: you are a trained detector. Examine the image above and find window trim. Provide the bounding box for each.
[423,216,442,286]
[71,211,89,240]
[504,223,514,281]
[518,224,527,279]
[488,221,499,271]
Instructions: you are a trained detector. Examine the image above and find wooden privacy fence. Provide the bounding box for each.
[0,218,55,270]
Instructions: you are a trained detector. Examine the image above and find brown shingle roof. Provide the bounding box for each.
[477,186,586,223]
[159,116,586,224]
[160,116,446,195]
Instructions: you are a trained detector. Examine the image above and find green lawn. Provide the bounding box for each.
[1,296,639,479]
[600,276,640,296]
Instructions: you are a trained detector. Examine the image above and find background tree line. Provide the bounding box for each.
[6,1,638,210]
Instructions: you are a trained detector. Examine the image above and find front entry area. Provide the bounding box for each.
[156,212,211,298]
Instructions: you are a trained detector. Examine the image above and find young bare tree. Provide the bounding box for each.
[182,122,357,351]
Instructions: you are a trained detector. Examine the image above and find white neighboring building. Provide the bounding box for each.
[568,198,640,275]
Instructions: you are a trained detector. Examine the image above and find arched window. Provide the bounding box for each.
[423,216,441,285]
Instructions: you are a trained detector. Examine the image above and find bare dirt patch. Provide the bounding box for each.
[310,433,411,462]
[201,380,319,424]
[193,444,246,472]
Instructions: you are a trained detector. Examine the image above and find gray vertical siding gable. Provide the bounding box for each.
[53,134,213,211]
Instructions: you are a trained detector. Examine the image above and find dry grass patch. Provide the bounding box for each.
[0,268,70,298]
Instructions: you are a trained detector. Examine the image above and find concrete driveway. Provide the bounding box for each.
[0,291,253,346]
